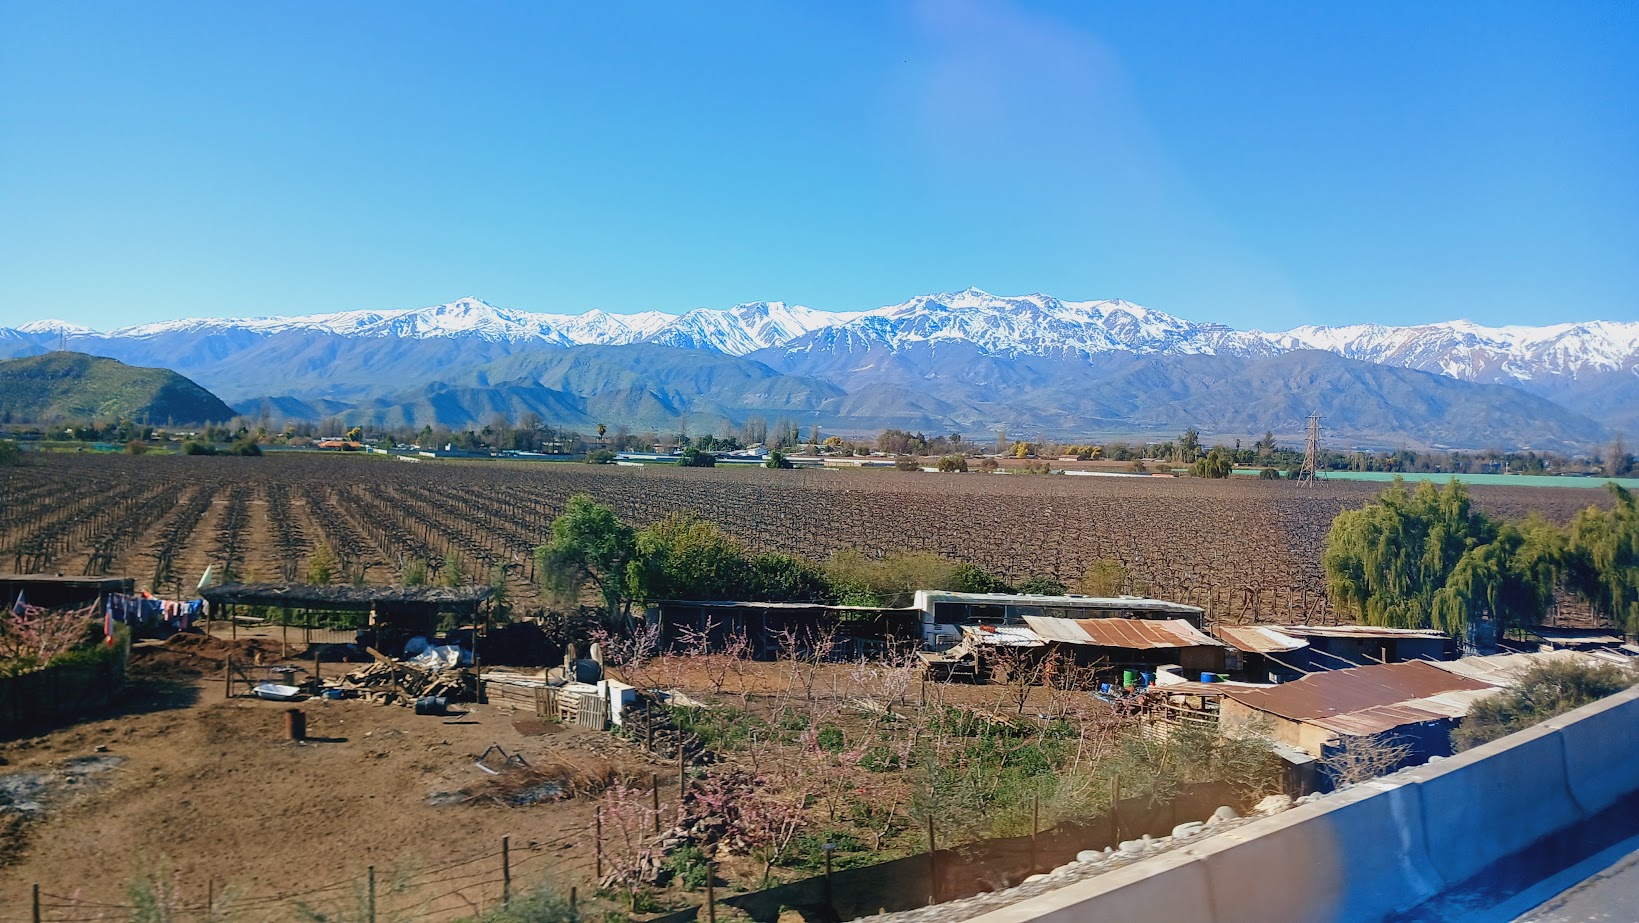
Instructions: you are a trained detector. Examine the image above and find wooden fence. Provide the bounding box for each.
[0,626,132,735]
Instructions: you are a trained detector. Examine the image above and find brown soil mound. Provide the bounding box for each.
[129,633,287,680]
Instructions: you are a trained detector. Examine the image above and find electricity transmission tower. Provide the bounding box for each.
[1298,412,1322,486]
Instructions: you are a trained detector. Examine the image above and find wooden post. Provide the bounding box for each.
[823,844,834,912]
[501,835,511,905]
[32,883,40,923]
[207,880,214,921]
[705,860,716,923]
[651,773,661,834]
[926,814,937,905]
[595,808,604,878]
[367,866,376,923]
[1111,776,1122,842]
[224,656,233,700]
[282,609,289,659]
[570,887,577,916]
[231,602,237,640]
[678,744,686,807]
[1031,790,1040,871]
[314,647,321,686]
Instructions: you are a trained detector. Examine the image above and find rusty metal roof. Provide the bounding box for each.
[1219,660,1494,722]
[1022,616,1221,650]
[1212,625,1310,654]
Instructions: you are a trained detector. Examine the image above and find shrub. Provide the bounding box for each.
[677,447,716,467]
[586,448,617,464]
[1014,576,1067,595]
[0,440,19,465]
[182,440,217,456]
[978,458,999,473]
[894,455,919,471]
[936,455,968,472]
[228,437,262,456]
[765,451,794,469]
[1259,466,1282,480]
[664,845,712,891]
[124,440,149,455]
[1454,660,1636,751]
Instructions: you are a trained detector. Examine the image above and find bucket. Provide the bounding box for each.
[1200,672,1215,683]
[414,696,448,716]
[1122,670,1137,688]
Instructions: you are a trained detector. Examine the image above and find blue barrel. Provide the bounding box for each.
[1200,672,1215,683]
[414,696,448,715]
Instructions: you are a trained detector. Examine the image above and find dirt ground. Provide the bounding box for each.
[0,636,665,922]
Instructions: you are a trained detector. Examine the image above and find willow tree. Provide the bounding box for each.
[1323,478,1563,639]
[1431,517,1563,641]
[1565,483,1639,636]
[1324,479,1496,631]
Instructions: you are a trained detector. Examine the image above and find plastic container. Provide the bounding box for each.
[1200,672,1215,683]
[414,696,448,716]
[1122,670,1137,688]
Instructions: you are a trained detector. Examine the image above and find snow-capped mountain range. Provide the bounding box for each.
[9,289,1637,387]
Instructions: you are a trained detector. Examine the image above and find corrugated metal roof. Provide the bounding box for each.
[1308,688,1500,736]
[1021,616,1221,650]
[1212,625,1310,654]
[959,624,1045,647]
[1275,625,1450,641]
[1426,650,1590,686]
[1220,660,1493,722]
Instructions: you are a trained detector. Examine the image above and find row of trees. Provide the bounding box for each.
[533,495,1143,621]
[1324,479,1639,640]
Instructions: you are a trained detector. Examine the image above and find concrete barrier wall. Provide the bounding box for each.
[965,685,1639,923]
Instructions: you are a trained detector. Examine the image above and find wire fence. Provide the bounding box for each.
[16,818,602,923]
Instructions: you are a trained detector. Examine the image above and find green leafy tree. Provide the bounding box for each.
[937,454,968,472]
[1324,478,1559,638]
[1192,446,1233,478]
[535,494,637,622]
[1078,559,1129,597]
[1014,576,1067,595]
[764,451,794,469]
[401,557,429,587]
[677,447,717,467]
[1177,427,1202,463]
[628,512,750,602]
[1565,483,1639,636]
[0,440,19,466]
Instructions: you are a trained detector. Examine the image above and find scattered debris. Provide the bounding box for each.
[336,650,473,705]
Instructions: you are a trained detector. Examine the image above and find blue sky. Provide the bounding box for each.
[1,1,1635,330]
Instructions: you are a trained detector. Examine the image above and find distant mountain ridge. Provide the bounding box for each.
[0,352,236,424]
[3,290,1635,447]
[11,289,1636,379]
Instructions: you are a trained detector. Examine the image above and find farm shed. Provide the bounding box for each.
[648,599,920,660]
[1265,624,1455,673]
[1023,615,1229,680]
[1211,625,1311,683]
[0,574,134,610]
[200,583,495,656]
[914,590,1205,650]
[1216,660,1497,764]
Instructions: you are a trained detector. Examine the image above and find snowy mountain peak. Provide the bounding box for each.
[5,292,1636,390]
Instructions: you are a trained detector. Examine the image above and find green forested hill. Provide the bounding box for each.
[0,351,236,424]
